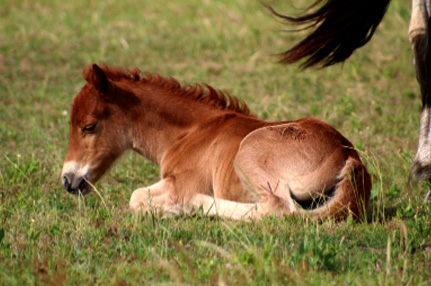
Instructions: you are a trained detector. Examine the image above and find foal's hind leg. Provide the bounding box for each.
[234,123,345,215]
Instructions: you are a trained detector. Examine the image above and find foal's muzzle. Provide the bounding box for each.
[62,173,91,195]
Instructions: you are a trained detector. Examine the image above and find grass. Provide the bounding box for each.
[1,0,430,285]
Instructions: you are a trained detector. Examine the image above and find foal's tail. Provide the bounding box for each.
[266,0,391,69]
[286,156,372,221]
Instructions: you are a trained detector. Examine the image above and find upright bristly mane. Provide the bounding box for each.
[83,64,251,115]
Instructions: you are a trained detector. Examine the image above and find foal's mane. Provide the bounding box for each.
[85,65,251,116]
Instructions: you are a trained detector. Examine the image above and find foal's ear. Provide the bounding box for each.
[91,64,110,96]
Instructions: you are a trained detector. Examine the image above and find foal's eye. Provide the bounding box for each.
[82,123,97,133]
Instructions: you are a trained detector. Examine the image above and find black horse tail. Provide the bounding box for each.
[266,0,392,69]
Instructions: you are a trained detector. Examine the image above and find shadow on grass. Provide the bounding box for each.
[365,204,399,224]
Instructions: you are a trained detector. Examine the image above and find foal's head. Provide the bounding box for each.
[61,64,135,195]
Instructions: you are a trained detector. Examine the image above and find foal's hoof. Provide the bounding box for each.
[161,205,186,219]
[129,200,145,211]
[129,189,150,211]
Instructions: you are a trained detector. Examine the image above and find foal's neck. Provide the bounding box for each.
[123,83,222,165]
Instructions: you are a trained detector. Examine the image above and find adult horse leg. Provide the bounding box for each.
[409,0,431,201]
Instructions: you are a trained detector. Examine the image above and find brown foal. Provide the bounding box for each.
[61,64,371,221]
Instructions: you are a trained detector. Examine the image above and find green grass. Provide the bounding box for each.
[1,0,430,285]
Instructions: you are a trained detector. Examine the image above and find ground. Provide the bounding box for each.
[0,0,430,285]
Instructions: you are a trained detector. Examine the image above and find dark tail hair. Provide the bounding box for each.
[266,0,392,69]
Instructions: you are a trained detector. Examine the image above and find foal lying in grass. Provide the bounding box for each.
[61,64,371,221]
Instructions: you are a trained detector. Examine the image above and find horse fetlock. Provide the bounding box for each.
[410,159,431,181]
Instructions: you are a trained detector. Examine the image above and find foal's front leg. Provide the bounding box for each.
[187,194,265,220]
[129,178,180,214]
[129,179,270,219]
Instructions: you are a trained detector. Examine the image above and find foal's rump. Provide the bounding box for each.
[234,118,371,220]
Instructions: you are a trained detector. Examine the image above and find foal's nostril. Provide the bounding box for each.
[78,176,87,190]
[62,172,91,195]
[62,174,72,191]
